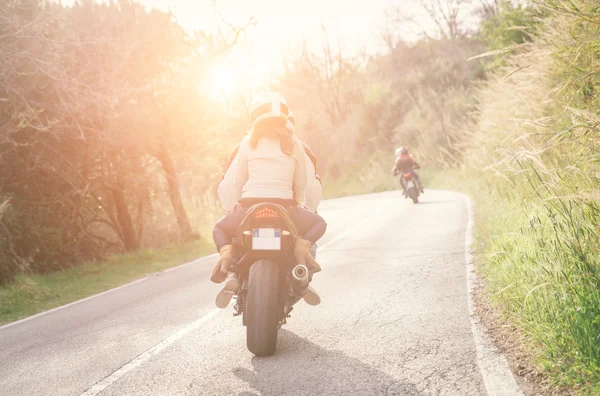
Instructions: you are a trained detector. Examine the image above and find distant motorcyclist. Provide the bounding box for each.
[392,147,424,195]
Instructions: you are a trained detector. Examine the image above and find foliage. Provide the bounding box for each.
[0,239,213,324]
[457,0,600,390]
[0,0,243,282]
[480,1,542,50]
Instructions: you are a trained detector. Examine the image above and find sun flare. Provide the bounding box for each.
[208,66,236,102]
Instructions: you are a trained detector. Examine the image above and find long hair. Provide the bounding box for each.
[249,117,295,156]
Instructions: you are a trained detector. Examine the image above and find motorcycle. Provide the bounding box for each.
[393,166,421,204]
[229,203,312,356]
[402,172,420,204]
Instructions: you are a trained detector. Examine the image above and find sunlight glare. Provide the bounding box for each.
[208,66,236,103]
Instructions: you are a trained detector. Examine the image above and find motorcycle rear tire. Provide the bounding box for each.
[409,187,419,204]
[246,260,280,356]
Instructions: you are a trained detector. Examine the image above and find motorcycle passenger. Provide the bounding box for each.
[217,110,323,213]
[393,147,424,195]
[211,92,327,309]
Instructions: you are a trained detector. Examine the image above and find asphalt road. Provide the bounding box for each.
[0,190,522,396]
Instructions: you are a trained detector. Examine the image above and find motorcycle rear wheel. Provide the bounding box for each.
[246,260,280,356]
[409,187,419,204]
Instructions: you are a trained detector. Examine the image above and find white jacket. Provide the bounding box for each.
[235,135,306,203]
[218,139,322,212]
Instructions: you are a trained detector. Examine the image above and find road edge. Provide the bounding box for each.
[0,254,218,331]
[460,193,523,396]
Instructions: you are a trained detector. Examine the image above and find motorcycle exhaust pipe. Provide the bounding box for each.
[292,264,309,297]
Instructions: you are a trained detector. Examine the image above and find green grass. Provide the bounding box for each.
[0,239,214,325]
[478,177,600,393]
[451,2,600,389]
[433,164,600,394]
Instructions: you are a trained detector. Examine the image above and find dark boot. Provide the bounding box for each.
[215,272,239,308]
[303,285,321,306]
[294,238,322,273]
[210,245,233,284]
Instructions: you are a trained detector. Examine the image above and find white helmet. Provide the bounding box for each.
[250,92,289,128]
[286,110,295,131]
[395,146,408,157]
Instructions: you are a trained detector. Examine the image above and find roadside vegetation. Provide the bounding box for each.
[451,1,600,392]
[0,240,212,324]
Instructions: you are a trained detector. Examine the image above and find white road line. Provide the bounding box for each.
[163,254,218,273]
[72,216,371,395]
[461,194,523,396]
[0,255,217,331]
[78,308,223,396]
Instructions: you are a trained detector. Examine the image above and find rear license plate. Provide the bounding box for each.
[252,228,281,250]
[406,180,414,188]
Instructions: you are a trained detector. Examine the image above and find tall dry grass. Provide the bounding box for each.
[459,2,600,391]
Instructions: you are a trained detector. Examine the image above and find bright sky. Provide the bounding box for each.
[58,0,451,99]
[138,0,434,98]
[143,0,395,79]
[146,0,391,51]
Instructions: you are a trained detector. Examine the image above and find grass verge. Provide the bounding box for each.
[432,166,600,394]
[0,239,214,325]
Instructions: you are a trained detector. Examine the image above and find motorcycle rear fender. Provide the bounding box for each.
[236,203,299,241]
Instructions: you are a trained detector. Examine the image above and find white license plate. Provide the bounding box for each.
[252,228,281,250]
[406,180,414,188]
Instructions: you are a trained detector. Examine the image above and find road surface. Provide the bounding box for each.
[0,190,521,396]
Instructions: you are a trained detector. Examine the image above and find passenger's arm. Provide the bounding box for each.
[303,152,322,211]
[217,146,240,212]
[293,140,307,204]
[234,141,249,203]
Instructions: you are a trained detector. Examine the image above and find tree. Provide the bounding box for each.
[0,0,242,281]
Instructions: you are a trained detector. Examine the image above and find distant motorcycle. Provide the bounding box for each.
[393,166,421,204]
[229,203,312,357]
[401,172,420,204]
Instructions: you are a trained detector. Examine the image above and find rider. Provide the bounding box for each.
[211,92,326,309]
[218,110,323,213]
[393,147,424,195]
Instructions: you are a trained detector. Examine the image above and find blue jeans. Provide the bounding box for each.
[213,204,327,252]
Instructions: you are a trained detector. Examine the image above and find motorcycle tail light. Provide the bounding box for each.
[254,207,280,219]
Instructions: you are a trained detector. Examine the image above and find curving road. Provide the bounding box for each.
[0,190,522,396]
